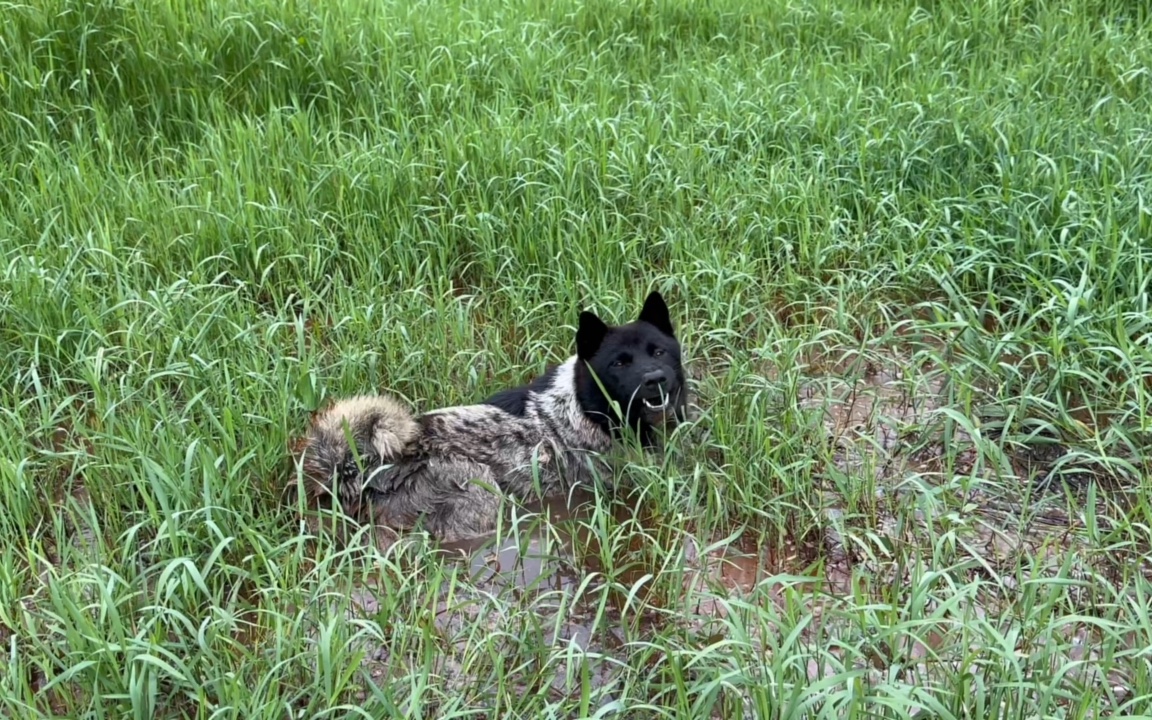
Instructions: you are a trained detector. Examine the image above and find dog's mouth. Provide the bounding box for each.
[641,397,669,411]
[636,388,686,426]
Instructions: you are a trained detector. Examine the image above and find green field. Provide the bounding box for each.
[3,0,1152,716]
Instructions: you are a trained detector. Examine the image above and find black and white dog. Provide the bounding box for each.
[293,291,688,541]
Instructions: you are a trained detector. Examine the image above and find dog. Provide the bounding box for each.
[292,290,688,542]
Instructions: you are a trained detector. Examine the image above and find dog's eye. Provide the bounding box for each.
[612,357,629,367]
[653,348,665,357]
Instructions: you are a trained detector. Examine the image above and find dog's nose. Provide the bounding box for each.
[643,370,667,389]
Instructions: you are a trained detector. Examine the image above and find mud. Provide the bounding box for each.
[435,489,600,596]
[333,341,1126,704]
[333,484,809,709]
[789,344,1145,701]
[792,345,1105,557]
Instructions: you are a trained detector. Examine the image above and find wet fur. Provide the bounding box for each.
[292,291,688,542]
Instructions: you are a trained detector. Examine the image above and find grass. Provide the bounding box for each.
[2,0,1152,715]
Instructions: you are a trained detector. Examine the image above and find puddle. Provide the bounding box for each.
[431,488,790,607]
[333,488,628,702]
[435,488,599,595]
[337,482,810,703]
[321,340,1140,706]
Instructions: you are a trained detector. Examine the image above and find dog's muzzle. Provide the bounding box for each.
[637,387,687,427]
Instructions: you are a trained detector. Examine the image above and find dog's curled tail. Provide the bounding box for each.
[292,394,420,516]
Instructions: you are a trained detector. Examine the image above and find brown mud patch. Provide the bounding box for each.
[793,344,1150,621]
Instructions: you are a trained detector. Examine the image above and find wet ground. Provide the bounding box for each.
[329,342,1142,707]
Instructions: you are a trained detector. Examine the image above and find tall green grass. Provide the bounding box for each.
[2,0,1152,716]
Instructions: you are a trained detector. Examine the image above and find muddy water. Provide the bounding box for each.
[342,344,1134,702]
[436,492,799,606]
[345,481,815,704]
[348,490,629,702]
[435,489,599,595]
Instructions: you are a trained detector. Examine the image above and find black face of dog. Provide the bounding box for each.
[574,291,688,442]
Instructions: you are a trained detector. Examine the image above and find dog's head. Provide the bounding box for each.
[575,290,688,438]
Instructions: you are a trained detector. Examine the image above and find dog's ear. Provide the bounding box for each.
[638,291,674,337]
[577,311,609,359]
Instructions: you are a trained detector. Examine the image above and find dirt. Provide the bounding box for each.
[790,343,1146,699]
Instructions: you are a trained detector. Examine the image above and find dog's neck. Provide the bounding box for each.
[536,356,615,451]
